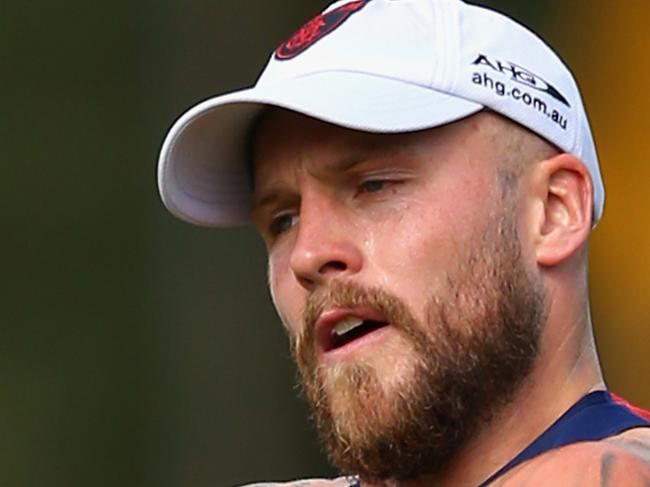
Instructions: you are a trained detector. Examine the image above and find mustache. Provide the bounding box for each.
[293,280,418,357]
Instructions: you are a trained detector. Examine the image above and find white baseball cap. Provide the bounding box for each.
[158,0,604,227]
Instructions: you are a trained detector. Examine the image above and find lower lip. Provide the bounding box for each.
[320,325,393,363]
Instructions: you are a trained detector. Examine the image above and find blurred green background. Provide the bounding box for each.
[3,0,649,486]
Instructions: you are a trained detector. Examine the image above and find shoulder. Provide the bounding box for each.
[237,477,356,487]
[497,427,650,486]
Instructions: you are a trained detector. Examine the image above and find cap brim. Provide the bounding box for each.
[157,71,483,227]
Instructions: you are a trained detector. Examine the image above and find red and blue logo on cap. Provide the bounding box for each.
[275,0,370,61]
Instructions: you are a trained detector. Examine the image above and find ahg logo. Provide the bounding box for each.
[472,54,570,107]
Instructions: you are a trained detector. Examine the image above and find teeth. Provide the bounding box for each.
[332,317,364,336]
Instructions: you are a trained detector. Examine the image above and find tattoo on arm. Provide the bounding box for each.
[600,452,616,487]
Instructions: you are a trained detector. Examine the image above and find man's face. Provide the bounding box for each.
[251,109,545,482]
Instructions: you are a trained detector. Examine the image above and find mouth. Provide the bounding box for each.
[315,309,390,353]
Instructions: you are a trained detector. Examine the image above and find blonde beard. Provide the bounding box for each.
[289,210,545,482]
[315,336,426,453]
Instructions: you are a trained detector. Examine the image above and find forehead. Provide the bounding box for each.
[252,108,416,164]
[249,108,497,186]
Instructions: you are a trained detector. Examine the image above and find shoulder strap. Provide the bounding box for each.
[477,390,650,486]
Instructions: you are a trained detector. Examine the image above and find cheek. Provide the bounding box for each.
[267,252,302,334]
[361,183,491,306]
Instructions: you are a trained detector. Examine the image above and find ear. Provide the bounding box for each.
[531,153,594,267]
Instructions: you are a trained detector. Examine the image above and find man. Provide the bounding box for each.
[157,0,650,485]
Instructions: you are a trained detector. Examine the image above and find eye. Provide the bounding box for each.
[359,179,390,193]
[269,212,298,236]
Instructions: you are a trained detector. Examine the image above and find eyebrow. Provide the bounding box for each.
[250,190,284,216]
[250,153,370,214]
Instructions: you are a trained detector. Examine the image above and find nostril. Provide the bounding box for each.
[319,260,347,274]
[296,275,316,291]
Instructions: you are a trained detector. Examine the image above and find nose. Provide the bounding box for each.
[289,197,363,291]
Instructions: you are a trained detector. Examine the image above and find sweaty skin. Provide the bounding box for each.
[248,109,650,486]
